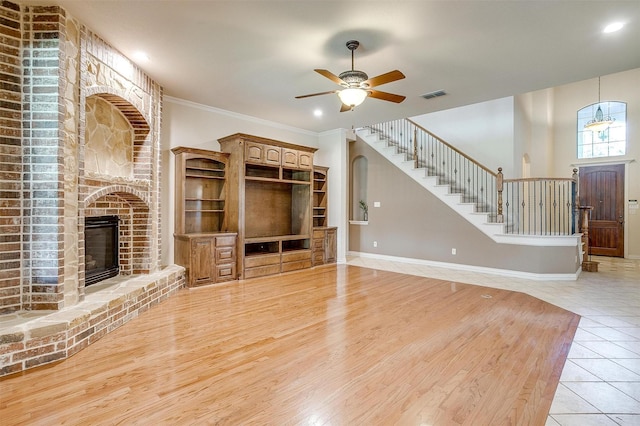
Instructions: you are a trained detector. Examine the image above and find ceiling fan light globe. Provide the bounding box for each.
[338,88,367,107]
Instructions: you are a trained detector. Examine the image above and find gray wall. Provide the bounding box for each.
[349,137,580,275]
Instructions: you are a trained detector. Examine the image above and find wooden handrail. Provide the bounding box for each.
[503,169,578,184]
[406,118,497,176]
[503,177,576,183]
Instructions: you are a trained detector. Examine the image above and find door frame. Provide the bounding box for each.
[575,160,630,258]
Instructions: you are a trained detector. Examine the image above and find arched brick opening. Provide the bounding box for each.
[77,86,158,294]
[81,186,152,291]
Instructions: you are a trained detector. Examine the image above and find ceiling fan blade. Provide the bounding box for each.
[363,70,405,88]
[315,69,346,85]
[368,89,406,103]
[295,90,337,99]
[340,103,353,112]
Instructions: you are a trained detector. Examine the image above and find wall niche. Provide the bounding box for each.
[84,95,134,179]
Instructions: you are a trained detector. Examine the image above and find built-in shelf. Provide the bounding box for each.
[245,234,311,243]
[172,147,230,235]
[172,146,236,287]
[218,133,317,279]
[185,174,225,180]
[311,166,336,265]
[313,166,329,228]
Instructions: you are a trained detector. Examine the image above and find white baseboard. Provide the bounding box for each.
[347,251,580,281]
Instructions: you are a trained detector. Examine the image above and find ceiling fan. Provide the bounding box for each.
[296,40,406,112]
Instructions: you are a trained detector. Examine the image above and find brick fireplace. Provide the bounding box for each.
[0,2,185,376]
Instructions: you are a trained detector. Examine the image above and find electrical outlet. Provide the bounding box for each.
[451,248,456,255]
[374,201,381,207]
[373,241,378,248]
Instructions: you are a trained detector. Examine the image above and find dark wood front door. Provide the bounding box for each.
[579,164,625,257]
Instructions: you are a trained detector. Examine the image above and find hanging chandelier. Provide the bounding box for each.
[584,77,615,132]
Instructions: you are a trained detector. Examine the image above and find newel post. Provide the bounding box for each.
[579,206,598,272]
[496,167,504,223]
[572,168,579,234]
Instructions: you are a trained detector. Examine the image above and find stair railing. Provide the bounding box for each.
[364,118,579,236]
[367,118,498,214]
[498,169,579,235]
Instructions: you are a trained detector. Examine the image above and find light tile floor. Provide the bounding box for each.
[346,255,640,426]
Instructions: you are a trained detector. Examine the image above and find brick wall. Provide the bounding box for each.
[0,1,166,313]
[22,5,67,310]
[0,1,184,377]
[0,1,23,313]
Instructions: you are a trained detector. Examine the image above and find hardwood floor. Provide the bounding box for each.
[0,265,579,425]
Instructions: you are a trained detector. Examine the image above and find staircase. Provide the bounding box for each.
[356,119,578,246]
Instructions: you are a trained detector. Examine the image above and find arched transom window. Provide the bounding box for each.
[577,101,627,159]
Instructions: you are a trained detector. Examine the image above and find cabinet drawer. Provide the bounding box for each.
[313,229,326,239]
[216,263,236,281]
[282,250,311,263]
[281,259,312,272]
[215,246,235,263]
[244,264,281,279]
[244,253,280,268]
[312,238,324,250]
[216,235,236,246]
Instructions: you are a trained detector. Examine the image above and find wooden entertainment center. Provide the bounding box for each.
[173,133,336,286]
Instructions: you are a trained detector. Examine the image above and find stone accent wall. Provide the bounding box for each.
[0,1,23,313]
[62,9,80,308]
[85,96,134,179]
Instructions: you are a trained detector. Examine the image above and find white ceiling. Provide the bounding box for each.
[21,0,640,133]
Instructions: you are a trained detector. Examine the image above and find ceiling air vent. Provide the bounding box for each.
[421,90,447,100]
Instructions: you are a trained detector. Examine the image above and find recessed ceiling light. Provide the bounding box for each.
[133,51,150,62]
[603,22,624,33]
[313,109,323,117]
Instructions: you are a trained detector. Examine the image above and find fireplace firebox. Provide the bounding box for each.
[85,215,119,286]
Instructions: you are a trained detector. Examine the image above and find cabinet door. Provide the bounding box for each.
[298,152,313,170]
[326,228,337,263]
[282,148,298,168]
[246,141,280,166]
[191,238,215,285]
